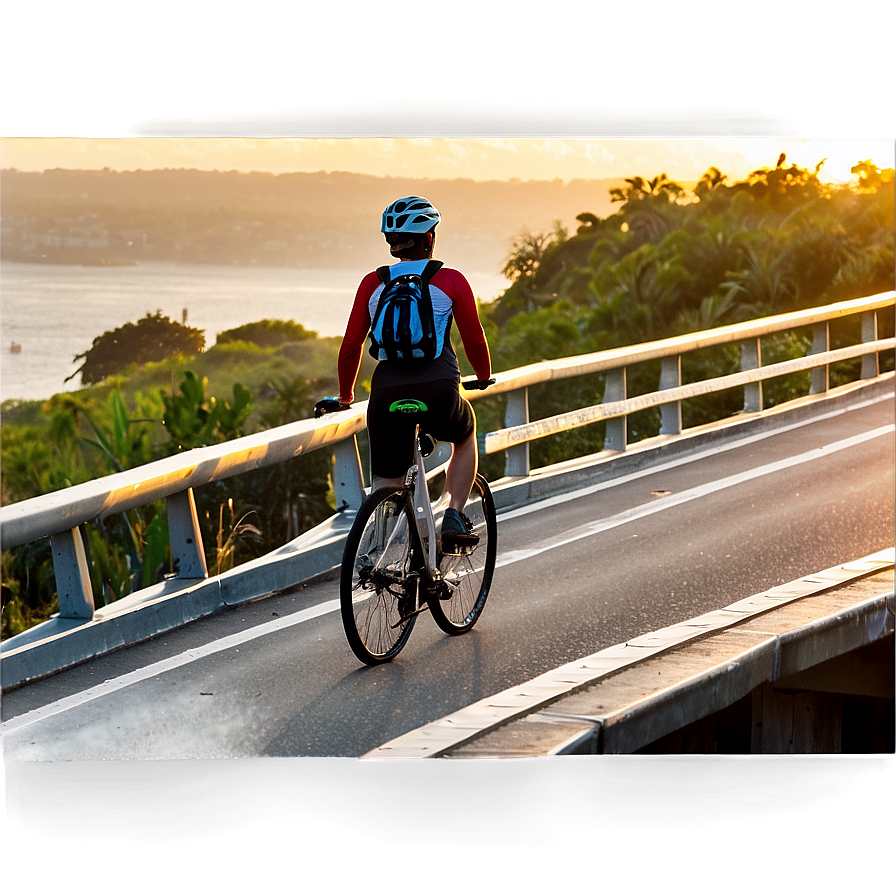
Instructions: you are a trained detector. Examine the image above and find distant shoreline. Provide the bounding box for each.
[3,250,139,267]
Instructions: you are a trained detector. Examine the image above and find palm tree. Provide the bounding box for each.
[675,291,744,333]
[695,166,728,201]
[721,245,798,313]
[610,173,683,205]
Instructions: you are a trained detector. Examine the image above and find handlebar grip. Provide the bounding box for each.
[314,397,348,418]
[461,378,496,391]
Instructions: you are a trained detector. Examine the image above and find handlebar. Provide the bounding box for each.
[315,378,494,417]
[461,378,496,391]
[313,397,350,418]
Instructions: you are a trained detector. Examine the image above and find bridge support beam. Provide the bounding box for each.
[604,368,627,451]
[167,489,208,579]
[50,527,95,619]
[810,321,830,394]
[741,338,763,412]
[862,310,880,379]
[504,387,530,477]
[659,355,682,435]
[332,435,366,512]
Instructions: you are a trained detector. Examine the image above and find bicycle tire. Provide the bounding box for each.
[428,474,497,635]
[340,487,420,664]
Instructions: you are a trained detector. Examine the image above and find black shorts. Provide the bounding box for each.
[366,378,476,478]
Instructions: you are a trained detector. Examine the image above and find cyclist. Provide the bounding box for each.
[334,195,492,548]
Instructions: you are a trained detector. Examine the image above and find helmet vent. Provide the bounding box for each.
[382,196,440,233]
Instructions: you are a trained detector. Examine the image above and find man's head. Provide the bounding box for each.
[381,196,440,259]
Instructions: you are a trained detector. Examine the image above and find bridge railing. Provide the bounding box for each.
[1,291,893,626]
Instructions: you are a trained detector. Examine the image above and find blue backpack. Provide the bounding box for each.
[368,259,445,362]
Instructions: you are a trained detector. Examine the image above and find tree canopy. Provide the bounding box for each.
[68,311,206,385]
[486,156,895,366]
[215,318,317,349]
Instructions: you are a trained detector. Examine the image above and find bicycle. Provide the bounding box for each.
[315,379,497,665]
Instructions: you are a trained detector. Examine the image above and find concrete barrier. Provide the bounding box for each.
[364,549,895,758]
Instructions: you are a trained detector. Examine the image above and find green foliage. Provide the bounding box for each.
[761,331,814,408]
[1,335,345,638]
[490,155,894,368]
[70,311,206,386]
[216,319,317,348]
[502,300,582,365]
[162,371,252,450]
[79,389,160,472]
[257,375,329,428]
[485,153,894,475]
[0,424,79,503]
[496,222,570,320]
[213,499,263,576]
[1,539,58,640]
[84,523,132,607]
[205,339,272,358]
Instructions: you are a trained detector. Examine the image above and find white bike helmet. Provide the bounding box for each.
[381,196,441,233]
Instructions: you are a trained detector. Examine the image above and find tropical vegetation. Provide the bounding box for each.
[470,157,894,470]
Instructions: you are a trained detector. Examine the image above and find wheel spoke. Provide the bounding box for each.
[340,490,418,664]
[430,476,496,634]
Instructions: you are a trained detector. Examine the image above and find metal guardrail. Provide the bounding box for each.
[477,291,895,473]
[1,291,893,628]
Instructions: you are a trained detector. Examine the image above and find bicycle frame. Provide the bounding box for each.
[406,424,440,577]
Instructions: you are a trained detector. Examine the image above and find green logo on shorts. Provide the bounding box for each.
[389,399,428,414]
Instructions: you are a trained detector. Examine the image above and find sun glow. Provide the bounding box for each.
[763,140,894,184]
[1,137,891,188]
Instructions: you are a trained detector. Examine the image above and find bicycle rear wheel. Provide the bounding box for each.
[429,474,497,635]
[340,488,419,665]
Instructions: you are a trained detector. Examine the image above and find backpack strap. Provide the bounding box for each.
[421,259,443,284]
[414,260,442,360]
[375,260,441,284]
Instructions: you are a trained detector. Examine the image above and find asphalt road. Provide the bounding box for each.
[3,391,893,759]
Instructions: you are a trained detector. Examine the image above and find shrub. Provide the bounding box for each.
[215,319,317,349]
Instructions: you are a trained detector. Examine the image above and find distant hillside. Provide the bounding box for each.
[0,168,625,274]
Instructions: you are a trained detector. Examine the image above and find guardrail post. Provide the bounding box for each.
[809,321,830,394]
[861,310,879,379]
[167,489,208,579]
[604,368,627,451]
[50,527,95,619]
[659,355,682,435]
[332,435,366,511]
[741,338,763,412]
[504,386,530,477]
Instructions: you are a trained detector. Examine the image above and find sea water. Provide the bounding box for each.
[0,261,509,403]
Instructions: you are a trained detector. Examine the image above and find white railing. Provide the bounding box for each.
[1,291,893,624]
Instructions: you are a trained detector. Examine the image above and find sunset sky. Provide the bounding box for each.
[2,136,892,186]
[2,3,893,188]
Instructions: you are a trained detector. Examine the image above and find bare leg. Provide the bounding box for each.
[445,429,478,511]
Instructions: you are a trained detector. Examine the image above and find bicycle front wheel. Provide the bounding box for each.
[340,488,419,665]
[429,474,497,635]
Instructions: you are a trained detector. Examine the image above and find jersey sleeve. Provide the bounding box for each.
[337,271,380,403]
[434,268,491,380]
